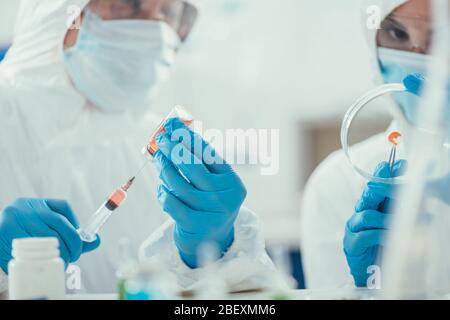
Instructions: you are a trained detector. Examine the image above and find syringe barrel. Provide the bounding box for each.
[78,187,128,242]
[78,204,114,243]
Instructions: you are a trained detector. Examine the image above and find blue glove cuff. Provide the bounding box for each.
[345,249,380,287]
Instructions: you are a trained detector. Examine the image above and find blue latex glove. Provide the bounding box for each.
[344,160,408,287]
[403,73,426,96]
[154,118,247,268]
[0,198,101,273]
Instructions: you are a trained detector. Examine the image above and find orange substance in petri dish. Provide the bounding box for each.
[109,188,127,207]
[388,131,402,146]
[147,119,193,156]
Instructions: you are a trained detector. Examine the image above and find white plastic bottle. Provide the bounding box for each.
[8,238,66,300]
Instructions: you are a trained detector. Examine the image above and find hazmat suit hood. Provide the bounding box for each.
[361,0,408,84]
[1,0,89,88]
[0,0,166,149]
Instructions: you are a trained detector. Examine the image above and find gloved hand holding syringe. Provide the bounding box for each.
[77,106,193,242]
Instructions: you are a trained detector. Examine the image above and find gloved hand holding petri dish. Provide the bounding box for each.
[341,73,429,185]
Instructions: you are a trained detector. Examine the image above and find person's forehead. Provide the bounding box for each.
[390,0,432,21]
[89,0,186,18]
[92,0,184,9]
[140,0,183,8]
[135,0,184,14]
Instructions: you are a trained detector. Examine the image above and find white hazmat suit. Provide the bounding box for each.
[0,0,269,294]
[299,0,408,289]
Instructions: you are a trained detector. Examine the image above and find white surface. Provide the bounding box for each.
[63,288,379,300]
[231,288,379,300]
[65,294,118,300]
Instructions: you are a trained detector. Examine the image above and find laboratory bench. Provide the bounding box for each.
[0,288,379,300]
[63,288,377,300]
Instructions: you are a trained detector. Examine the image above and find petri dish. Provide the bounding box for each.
[340,83,412,185]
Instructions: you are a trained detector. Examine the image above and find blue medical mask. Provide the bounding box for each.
[379,48,450,142]
[378,48,429,124]
[63,9,181,113]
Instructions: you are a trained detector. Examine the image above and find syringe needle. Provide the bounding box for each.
[122,176,136,192]
[134,160,150,178]
[78,156,152,243]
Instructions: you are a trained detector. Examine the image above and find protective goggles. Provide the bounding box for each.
[377,14,433,54]
[88,0,199,41]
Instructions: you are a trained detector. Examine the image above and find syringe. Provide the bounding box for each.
[78,106,193,243]
[78,177,136,242]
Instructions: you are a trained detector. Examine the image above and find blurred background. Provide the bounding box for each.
[0,0,385,288]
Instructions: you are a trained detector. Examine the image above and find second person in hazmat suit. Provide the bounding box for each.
[300,0,440,289]
[0,0,273,294]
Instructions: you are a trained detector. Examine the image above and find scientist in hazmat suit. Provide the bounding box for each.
[300,0,440,288]
[0,0,276,295]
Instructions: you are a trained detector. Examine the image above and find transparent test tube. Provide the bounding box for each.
[142,106,194,159]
